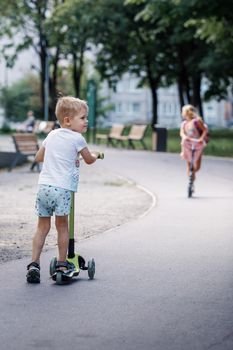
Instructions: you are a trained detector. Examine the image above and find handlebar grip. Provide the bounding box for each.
[98,152,104,160]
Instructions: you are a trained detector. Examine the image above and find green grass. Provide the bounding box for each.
[167,129,233,157]
[1,127,232,157]
[95,127,233,158]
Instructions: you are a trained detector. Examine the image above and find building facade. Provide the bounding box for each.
[101,73,228,129]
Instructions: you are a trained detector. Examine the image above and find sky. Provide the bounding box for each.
[0,46,39,87]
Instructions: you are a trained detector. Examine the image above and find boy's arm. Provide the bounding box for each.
[35,146,45,162]
[80,147,100,164]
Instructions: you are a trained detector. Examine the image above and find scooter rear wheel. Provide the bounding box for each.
[188,169,194,198]
[50,257,57,276]
[88,259,95,280]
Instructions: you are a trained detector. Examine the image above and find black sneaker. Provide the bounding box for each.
[26,262,40,283]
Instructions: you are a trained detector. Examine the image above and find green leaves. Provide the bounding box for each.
[1,0,232,123]
[0,74,41,120]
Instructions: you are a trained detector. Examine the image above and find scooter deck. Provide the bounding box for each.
[67,254,81,275]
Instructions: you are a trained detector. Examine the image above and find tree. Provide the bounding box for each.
[90,0,175,125]
[0,0,65,119]
[47,0,95,100]
[184,0,233,100]
[127,0,212,117]
[0,74,41,120]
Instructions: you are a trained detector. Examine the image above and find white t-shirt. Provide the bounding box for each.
[38,128,87,192]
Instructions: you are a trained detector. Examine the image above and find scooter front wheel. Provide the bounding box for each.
[188,182,193,198]
[56,271,64,285]
[88,259,95,280]
[188,170,194,198]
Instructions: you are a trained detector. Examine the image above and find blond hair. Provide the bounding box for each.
[182,104,200,120]
[55,96,88,124]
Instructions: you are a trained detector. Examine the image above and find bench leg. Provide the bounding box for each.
[108,138,116,147]
[128,140,135,149]
[141,140,147,150]
[8,153,21,172]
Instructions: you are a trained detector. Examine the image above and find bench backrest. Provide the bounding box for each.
[109,124,125,138]
[128,125,148,140]
[12,133,39,155]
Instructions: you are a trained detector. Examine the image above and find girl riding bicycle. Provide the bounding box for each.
[180,104,208,184]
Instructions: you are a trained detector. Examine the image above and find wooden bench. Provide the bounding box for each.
[96,124,125,146]
[113,124,148,149]
[9,133,40,171]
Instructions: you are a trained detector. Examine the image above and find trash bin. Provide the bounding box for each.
[152,126,167,152]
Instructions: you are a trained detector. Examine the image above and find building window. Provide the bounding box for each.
[132,102,141,113]
[163,103,166,114]
[115,102,122,112]
[126,102,130,113]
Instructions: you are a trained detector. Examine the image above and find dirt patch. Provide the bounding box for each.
[0,161,153,263]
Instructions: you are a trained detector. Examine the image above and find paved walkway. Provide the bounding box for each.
[0,137,152,262]
[0,147,233,350]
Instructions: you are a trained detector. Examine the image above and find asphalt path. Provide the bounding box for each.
[0,149,233,350]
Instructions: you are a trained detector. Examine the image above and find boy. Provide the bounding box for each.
[27,96,101,283]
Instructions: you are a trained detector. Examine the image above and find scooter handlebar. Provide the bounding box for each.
[97,152,104,160]
[183,137,204,144]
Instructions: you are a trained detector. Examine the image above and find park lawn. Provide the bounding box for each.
[167,129,233,158]
[1,127,232,157]
[95,127,233,158]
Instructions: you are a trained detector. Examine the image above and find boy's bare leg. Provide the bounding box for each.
[55,215,69,262]
[32,217,51,263]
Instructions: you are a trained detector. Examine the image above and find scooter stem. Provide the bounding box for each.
[68,191,75,258]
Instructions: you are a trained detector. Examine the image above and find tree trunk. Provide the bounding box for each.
[72,48,84,98]
[145,60,159,126]
[136,29,160,126]
[184,76,191,104]
[150,83,158,126]
[72,53,80,97]
[192,74,204,118]
[39,47,46,118]
[177,78,185,109]
[50,47,60,119]
[36,2,47,119]
[177,47,191,105]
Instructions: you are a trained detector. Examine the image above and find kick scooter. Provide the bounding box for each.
[50,152,104,285]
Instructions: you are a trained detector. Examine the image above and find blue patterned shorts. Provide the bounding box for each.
[35,185,71,217]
